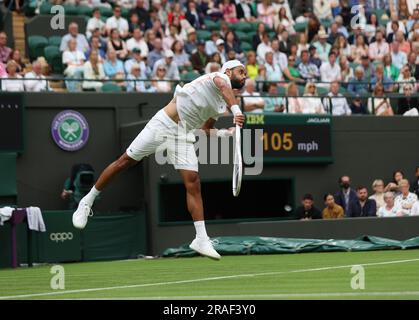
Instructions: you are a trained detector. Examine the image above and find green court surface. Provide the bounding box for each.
[1,249,419,300]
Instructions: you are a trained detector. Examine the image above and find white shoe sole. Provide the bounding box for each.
[189,242,221,261]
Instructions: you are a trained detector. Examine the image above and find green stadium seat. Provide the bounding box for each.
[63,5,78,16]
[39,2,52,14]
[48,36,62,47]
[294,22,308,33]
[77,5,93,17]
[121,7,129,19]
[278,86,287,96]
[196,30,211,41]
[203,19,220,31]
[181,71,200,82]
[321,19,332,30]
[44,46,64,74]
[101,83,123,92]
[317,86,329,96]
[240,41,253,52]
[268,32,276,40]
[99,7,113,18]
[28,35,49,60]
[233,22,252,32]
[235,31,250,43]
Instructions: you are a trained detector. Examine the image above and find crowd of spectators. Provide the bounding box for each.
[294,167,419,220]
[0,0,418,115]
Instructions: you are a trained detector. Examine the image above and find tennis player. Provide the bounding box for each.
[72,60,247,260]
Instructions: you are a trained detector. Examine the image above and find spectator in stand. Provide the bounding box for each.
[184,28,198,56]
[386,20,400,43]
[350,94,369,115]
[9,49,25,76]
[296,33,310,58]
[126,27,149,56]
[219,0,238,24]
[335,175,358,215]
[205,32,221,57]
[245,51,259,80]
[368,83,394,116]
[397,65,417,93]
[152,50,180,81]
[347,186,377,217]
[190,40,208,74]
[394,31,412,56]
[371,63,394,92]
[365,13,378,42]
[148,38,164,69]
[256,32,272,65]
[386,12,407,38]
[385,170,405,195]
[298,50,320,81]
[128,12,141,35]
[265,51,283,82]
[286,82,303,113]
[395,179,418,216]
[264,82,285,113]
[361,54,375,82]
[236,0,257,22]
[406,52,419,80]
[340,55,355,83]
[333,34,351,59]
[60,22,89,53]
[322,194,345,219]
[327,22,342,46]
[377,192,401,217]
[278,29,292,55]
[124,48,147,76]
[383,54,400,81]
[86,7,106,39]
[0,60,24,92]
[252,22,266,51]
[63,39,85,92]
[85,35,106,61]
[224,31,244,62]
[309,45,322,69]
[294,194,322,220]
[369,179,386,211]
[163,24,181,51]
[369,30,390,62]
[105,5,129,39]
[411,166,419,197]
[351,34,369,64]
[151,65,172,92]
[186,0,205,30]
[0,31,11,64]
[324,81,351,115]
[24,60,50,92]
[204,61,221,74]
[348,26,369,46]
[391,41,408,71]
[300,82,326,114]
[283,55,304,83]
[126,63,151,92]
[242,78,265,113]
[348,66,369,94]
[398,83,419,115]
[130,0,152,31]
[320,51,342,84]
[215,39,227,65]
[172,40,191,70]
[107,29,128,61]
[103,48,125,79]
[82,50,106,92]
[257,0,275,29]
[271,39,287,71]
[273,6,295,35]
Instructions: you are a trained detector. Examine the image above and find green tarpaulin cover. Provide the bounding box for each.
[162,236,419,257]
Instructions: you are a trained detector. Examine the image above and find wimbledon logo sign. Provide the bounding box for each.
[51,110,89,151]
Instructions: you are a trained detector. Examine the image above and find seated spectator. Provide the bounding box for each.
[82,50,106,92]
[224,31,244,62]
[0,31,11,64]
[126,63,153,92]
[327,22,343,46]
[107,29,128,61]
[255,64,268,92]
[264,82,285,113]
[335,175,358,215]
[365,13,378,42]
[368,30,390,62]
[236,0,257,22]
[103,49,125,79]
[351,34,369,64]
[186,0,204,30]
[215,39,227,65]
[369,179,386,211]
[385,170,405,195]
[333,15,349,38]
[0,60,24,91]
[386,21,400,43]
[391,41,408,71]
[172,40,191,70]
[313,29,332,63]
[296,33,310,58]
[242,78,265,113]
[383,54,400,82]
[152,50,180,81]
[394,31,411,56]
[190,40,208,74]
[220,0,238,24]
[377,192,401,217]
[347,186,377,217]
[298,50,320,81]
[204,62,221,74]
[283,55,304,83]
[348,67,369,94]
[386,12,407,37]
[24,60,50,92]
[86,7,106,39]
[278,29,292,55]
[184,28,198,56]
[124,48,148,76]
[9,49,25,76]
[60,22,89,53]
[245,51,259,80]
[322,193,345,219]
[106,5,129,39]
[205,31,222,57]
[151,65,172,92]
[273,7,295,35]
[398,83,419,115]
[323,81,351,115]
[256,32,272,65]
[252,22,266,51]
[63,39,85,92]
[410,200,419,216]
[339,55,354,83]
[130,0,152,30]
[300,82,326,114]
[333,34,351,59]
[148,38,164,70]
[286,82,303,113]
[163,24,182,52]
[350,94,369,115]
[257,0,274,29]
[407,52,419,80]
[294,194,322,220]
[85,36,106,61]
[320,51,342,84]
[371,63,394,92]
[308,45,322,69]
[395,179,418,216]
[271,39,287,71]
[127,27,149,56]
[0,62,7,77]
[368,83,394,116]
[264,51,283,82]
[397,65,417,93]
[360,54,375,82]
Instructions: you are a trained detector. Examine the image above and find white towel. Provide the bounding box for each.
[26,207,46,232]
[0,207,14,226]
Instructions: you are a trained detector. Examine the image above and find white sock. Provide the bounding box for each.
[194,220,208,239]
[83,186,101,206]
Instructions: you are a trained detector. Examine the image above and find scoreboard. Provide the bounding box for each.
[244,114,333,164]
[0,93,24,152]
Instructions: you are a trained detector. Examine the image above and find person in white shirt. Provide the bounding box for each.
[395,179,418,216]
[126,27,149,56]
[320,51,342,84]
[300,82,326,114]
[106,5,129,39]
[410,200,419,216]
[256,32,272,64]
[1,60,24,92]
[63,39,86,92]
[24,60,50,92]
[86,8,106,39]
[152,50,180,81]
[242,78,265,113]
[386,13,407,37]
[82,50,106,91]
[369,179,386,211]
[390,41,408,70]
[368,83,394,116]
[264,51,283,82]
[126,63,155,93]
[313,0,332,21]
[124,48,147,76]
[271,39,287,71]
[323,81,351,115]
[377,192,402,217]
[369,30,390,62]
[60,22,89,53]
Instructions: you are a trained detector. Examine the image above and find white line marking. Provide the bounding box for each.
[1,258,419,300]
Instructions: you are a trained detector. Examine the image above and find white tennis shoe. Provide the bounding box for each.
[189,237,221,260]
[72,200,93,229]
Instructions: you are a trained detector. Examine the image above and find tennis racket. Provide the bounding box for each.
[232,124,243,197]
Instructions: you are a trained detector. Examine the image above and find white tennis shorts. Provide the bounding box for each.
[126,109,198,172]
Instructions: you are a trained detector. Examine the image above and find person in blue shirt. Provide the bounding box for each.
[347,186,377,217]
[103,49,125,78]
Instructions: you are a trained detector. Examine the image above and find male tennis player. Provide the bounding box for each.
[72,60,247,260]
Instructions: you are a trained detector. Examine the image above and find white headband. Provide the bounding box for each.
[221,60,244,74]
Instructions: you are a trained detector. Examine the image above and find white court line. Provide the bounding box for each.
[1,258,419,300]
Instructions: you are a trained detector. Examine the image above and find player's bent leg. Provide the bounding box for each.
[72,152,139,229]
[179,169,221,260]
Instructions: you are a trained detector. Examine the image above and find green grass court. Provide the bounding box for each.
[1,249,419,300]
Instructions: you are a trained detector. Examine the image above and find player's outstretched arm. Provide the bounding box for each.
[213,76,245,128]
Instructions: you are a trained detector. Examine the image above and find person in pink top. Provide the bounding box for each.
[0,62,7,77]
[219,0,238,24]
[257,0,275,29]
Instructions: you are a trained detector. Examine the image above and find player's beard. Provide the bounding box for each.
[231,77,245,89]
